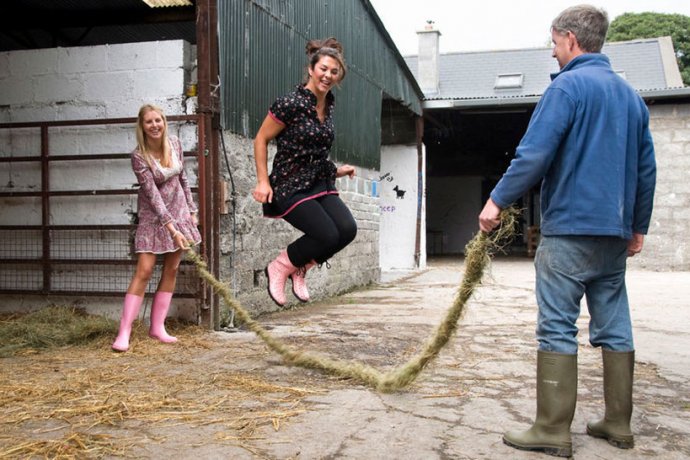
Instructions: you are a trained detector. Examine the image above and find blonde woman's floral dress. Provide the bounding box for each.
[131,135,201,253]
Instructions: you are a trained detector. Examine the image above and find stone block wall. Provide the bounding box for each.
[635,103,690,270]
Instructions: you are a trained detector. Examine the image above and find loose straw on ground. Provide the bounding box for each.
[187,208,519,393]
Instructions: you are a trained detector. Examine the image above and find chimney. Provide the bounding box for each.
[417,21,441,95]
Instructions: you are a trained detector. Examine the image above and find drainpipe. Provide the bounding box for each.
[414,115,424,268]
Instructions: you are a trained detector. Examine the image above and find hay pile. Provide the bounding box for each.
[0,306,114,358]
[0,313,319,458]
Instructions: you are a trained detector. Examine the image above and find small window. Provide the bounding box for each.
[494,73,524,89]
[615,70,627,80]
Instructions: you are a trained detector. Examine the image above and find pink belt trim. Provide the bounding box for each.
[267,190,339,219]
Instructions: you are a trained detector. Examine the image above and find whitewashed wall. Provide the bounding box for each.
[0,40,199,320]
[379,144,426,270]
[0,40,197,227]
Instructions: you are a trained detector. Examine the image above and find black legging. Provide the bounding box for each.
[283,194,357,267]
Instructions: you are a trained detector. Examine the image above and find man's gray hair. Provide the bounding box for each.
[551,4,609,53]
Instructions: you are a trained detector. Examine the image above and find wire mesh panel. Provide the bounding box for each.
[0,228,42,259]
[0,117,202,299]
[47,261,198,297]
[50,229,134,260]
[0,264,43,292]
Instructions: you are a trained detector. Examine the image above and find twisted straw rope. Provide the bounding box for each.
[186,208,518,392]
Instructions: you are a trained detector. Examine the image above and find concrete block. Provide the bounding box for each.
[10,104,58,123]
[156,40,187,69]
[649,105,676,119]
[51,195,133,225]
[0,196,42,225]
[49,128,81,156]
[656,142,684,159]
[656,193,688,208]
[103,100,144,119]
[0,160,40,191]
[83,71,134,102]
[0,128,40,156]
[34,74,83,103]
[673,207,690,220]
[9,48,58,76]
[0,76,33,105]
[149,96,186,116]
[0,52,9,78]
[57,103,106,121]
[58,46,107,74]
[103,96,184,119]
[650,117,684,129]
[673,129,690,143]
[656,168,685,182]
[51,158,132,191]
[675,104,690,117]
[651,130,672,144]
[669,154,690,171]
[108,42,158,71]
[131,68,185,99]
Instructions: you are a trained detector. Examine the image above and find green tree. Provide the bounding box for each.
[608,12,690,86]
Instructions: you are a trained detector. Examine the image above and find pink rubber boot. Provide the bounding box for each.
[265,250,297,306]
[291,260,316,302]
[112,293,144,352]
[148,291,178,343]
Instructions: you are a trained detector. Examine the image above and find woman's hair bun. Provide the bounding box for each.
[306,37,343,56]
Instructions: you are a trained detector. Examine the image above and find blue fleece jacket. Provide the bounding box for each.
[491,53,656,239]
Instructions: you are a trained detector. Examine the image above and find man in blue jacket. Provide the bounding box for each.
[478,4,656,458]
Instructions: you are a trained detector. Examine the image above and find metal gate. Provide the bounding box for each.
[0,115,204,299]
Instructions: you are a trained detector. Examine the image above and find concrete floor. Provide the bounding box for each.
[224,256,690,459]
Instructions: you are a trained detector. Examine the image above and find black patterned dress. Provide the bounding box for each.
[262,84,339,218]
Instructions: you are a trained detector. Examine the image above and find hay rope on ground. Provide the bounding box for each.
[188,208,519,393]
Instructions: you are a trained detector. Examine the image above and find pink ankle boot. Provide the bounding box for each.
[112,293,144,352]
[265,250,297,306]
[291,260,316,302]
[149,291,178,343]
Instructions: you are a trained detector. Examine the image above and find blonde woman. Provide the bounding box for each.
[112,104,201,352]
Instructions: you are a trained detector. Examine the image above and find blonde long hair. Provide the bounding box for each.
[135,104,172,168]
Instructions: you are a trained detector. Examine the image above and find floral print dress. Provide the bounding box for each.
[131,135,202,254]
[263,84,339,218]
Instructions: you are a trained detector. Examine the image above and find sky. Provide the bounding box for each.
[368,0,690,56]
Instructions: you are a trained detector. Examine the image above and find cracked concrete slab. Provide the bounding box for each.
[239,257,690,459]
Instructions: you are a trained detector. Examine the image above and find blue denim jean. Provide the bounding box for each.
[534,235,634,354]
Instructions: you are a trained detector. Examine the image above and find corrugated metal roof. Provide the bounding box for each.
[405,38,684,105]
[141,0,192,7]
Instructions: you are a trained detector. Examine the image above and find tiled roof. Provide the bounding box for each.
[404,38,681,102]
